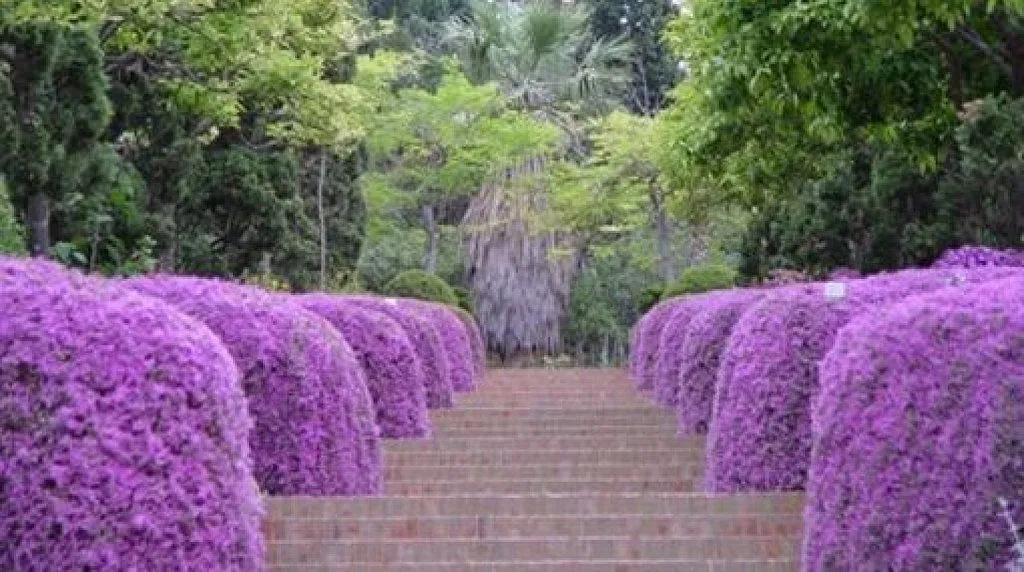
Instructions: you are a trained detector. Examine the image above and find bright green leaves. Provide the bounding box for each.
[364,58,558,213]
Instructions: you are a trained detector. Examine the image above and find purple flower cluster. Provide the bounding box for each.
[932,245,1024,269]
[298,295,431,439]
[804,276,1024,570]
[127,276,382,496]
[452,307,487,384]
[674,290,762,434]
[653,293,726,407]
[404,300,476,392]
[706,268,1022,492]
[0,258,264,570]
[630,298,689,392]
[342,295,454,409]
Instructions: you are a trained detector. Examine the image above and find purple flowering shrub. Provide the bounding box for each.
[298,295,431,439]
[127,276,382,495]
[932,245,1024,269]
[707,268,1021,492]
[653,293,728,407]
[401,300,475,392]
[675,290,762,434]
[630,297,689,392]
[804,276,1024,570]
[0,258,263,570]
[452,307,486,384]
[342,295,454,408]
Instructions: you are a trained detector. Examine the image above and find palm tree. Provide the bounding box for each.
[447,0,632,360]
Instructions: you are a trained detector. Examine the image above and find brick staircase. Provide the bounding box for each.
[264,369,804,570]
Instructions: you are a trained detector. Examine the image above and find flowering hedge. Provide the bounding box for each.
[452,306,486,384]
[404,300,475,392]
[804,276,1024,570]
[675,290,762,434]
[653,293,728,407]
[298,295,431,439]
[0,259,263,570]
[932,245,1024,269]
[630,297,689,392]
[707,268,1020,492]
[127,276,382,495]
[342,295,454,408]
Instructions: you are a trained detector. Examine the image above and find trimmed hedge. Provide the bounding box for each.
[452,306,486,384]
[0,258,263,570]
[405,300,475,392]
[383,269,460,306]
[127,276,382,495]
[707,268,1021,492]
[343,295,454,409]
[932,245,1024,269]
[298,295,431,439]
[653,292,728,407]
[675,289,763,434]
[804,276,1024,570]
[630,297,688,392]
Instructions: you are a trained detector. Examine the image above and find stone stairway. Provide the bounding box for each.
[264,368,804,570]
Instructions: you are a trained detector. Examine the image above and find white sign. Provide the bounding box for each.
[824,281,847,301]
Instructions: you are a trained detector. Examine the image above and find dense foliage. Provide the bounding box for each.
[343,295,454,408]
[0,258,263,570]
[661,263,736,299]
[127,276,382,495]
[806,277,1024,569]
[299,296,431,439]
[384,269,460,306]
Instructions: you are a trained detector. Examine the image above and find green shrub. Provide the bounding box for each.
[452,286,474,313]
[637,284,664,314]
[663,263,737,298]
[0,178,24,254]
[383,269,459,306]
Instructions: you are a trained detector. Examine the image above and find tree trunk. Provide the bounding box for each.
[650,189,675,281]
[317,152,327,289]
[422,203,439,273]
[26,191,50,258]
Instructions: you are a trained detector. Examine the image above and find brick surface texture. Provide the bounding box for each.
[264,368,804,570]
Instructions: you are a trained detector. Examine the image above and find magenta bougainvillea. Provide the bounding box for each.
[630,297,690,392]
[403,300,475,392]
[0,258,264,570]
[342,295,454,409]
[675,290,762,434]
[804,276,1024,570]
[653,292,730,407]
[706,267,1022,492]
[298,295,431,439]
[932,245,1024,269]
[127,276,382,495]
[453,307,486,384]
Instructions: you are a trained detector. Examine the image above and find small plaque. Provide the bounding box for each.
[824,281,847,300]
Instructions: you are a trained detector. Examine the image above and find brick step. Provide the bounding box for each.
[266,536,801,564]
[436,406,666,416]
[385,463,703,481]
[382,435,704,451]
[383,449,705,467]
[270,559,798,572]
[433,418,673,431]
[266,493,806,519]
[263,514,802,541]
[436,426,679,438]
[385,478,699,495]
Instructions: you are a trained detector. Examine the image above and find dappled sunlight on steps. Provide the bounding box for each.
[264,368,803,570]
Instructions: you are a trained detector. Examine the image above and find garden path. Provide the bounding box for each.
[264,368,803,570]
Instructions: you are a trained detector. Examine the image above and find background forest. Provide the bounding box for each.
[2,0,1023,364]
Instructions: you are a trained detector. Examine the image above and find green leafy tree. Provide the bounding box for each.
[0,177,24,254]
